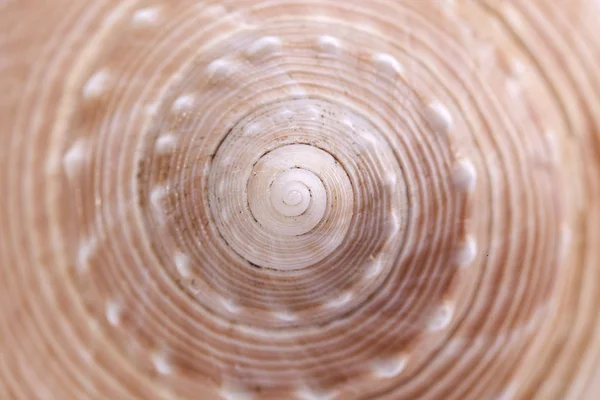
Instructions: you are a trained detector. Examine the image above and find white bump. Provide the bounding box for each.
[223,155,236,167]
[326,292,352,308]
[171,71,185,85]
[171,94,195,113]
[290,86,308,98]
[445,337,466,355]
[372,53,403,76]
[106,300,122,326]
[206,58,235,80]
[155,134,177,154]
[452,158,477,191]
[278,108,294,118]
[526,307,546,332]
[77,238,96,272]
[341,118,354,131]
[151,186,167,208]
[220,383,254,400]
[558,225,572,262]
[456,235,477,267]
[441,0,457,13]
[202,4,227,18]
[246,36,282,60]
[365,256,384,279]
[83,70,111,99]
[151,352,172,375]
[426,101,453,134]
[372,355,408,378]
[388,210,401,236]
[221,210,231,224]
[427,302,454,331]
[511,59,527,77]
[307,105,321,119]
[174,252,192,278]
[296,386,336,400]
[103,7,125,27]
[495,384,517,400]
[218,181,227,195]
[217,181,227,195]
[131,7,160,26]
[317,35,341,54]
[145,101,160,116]
[505,77,521,98]
[244,122,262,135]
[361,131,379,148]
[221,298,240,313]
[385,171,397,187]
[274,311,297,322]
[502,3,524,28]
[544,129,561,163]
[63,139,88,179]
[150,186,168,221]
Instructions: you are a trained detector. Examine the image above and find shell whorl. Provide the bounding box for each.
[1,1,600,399]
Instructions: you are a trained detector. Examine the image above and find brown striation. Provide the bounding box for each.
[0,0,599,399]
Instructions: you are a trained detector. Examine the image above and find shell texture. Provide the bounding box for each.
[1,0,600,399]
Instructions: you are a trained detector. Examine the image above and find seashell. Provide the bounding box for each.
[1,1,599,399]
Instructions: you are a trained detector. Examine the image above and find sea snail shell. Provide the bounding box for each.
[1,0,599,399]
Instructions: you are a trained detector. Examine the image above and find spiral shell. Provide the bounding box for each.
[1,0,599,399]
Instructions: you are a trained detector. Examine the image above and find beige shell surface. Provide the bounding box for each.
[1,0,599,399]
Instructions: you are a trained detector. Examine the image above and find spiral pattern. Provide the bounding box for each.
[1,0,600,399]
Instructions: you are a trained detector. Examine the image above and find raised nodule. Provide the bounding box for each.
[1,1,599,399]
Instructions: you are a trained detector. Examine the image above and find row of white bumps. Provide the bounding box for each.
[67,13,478,393]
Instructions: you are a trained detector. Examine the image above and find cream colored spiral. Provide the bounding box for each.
[1,0,600,399]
